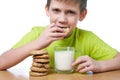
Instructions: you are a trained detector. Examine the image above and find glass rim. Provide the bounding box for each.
[54,46,74,51]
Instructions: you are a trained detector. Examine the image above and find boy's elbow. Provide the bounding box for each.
[0,68,7,71]
[0,66,7,71]
[0,61,8,70]
[0,64,8,70]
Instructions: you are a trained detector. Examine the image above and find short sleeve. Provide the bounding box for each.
[12,26,45,49]
[88,32,118,60]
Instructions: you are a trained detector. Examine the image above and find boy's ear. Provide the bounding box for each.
[45,5,49,17]
[79,9,87,21]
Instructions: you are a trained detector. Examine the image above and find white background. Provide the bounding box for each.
[0,0,120,69]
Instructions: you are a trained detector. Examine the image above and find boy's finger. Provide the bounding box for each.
[76,62,89,71]
[79,66,93,74]
[49,23,55,28]
[51,26,64,33]
[72,58,81,66]
[72,56,87,66]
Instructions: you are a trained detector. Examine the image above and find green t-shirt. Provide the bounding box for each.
[12,26,118,68]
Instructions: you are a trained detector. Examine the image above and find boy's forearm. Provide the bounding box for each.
[97,53,120,72]
[0,39,45,70]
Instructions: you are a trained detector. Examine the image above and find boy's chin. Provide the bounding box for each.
[64,35,70,38]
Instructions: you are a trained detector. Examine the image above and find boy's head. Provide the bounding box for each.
[45,0,88,37]
[46,0,87,14]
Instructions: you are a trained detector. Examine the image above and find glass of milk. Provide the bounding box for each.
[54,47,74,74]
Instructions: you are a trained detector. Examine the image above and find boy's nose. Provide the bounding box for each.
[57,13,67,25]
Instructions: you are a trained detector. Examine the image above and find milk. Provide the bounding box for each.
[54,47,74,73]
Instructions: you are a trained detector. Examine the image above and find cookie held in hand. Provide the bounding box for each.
[64,27,70,35]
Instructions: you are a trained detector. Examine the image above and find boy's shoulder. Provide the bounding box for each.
[31,26,47,31]
[29,26,48,34]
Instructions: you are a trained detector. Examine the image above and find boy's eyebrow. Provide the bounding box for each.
[67,10,76,13]
[66,8,78,13]
[51,8,60,11]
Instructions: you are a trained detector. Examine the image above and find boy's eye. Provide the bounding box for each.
[67,10,76,15]
[52,8,60,13]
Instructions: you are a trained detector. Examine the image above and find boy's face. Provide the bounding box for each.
[46,0,86,37]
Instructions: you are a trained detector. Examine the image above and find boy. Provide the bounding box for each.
[0,0,120,73]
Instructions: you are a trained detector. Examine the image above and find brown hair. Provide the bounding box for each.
[46,0,87,14]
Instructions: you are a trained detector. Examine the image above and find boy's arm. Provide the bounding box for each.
[0,38,44,70]
[72,52,120,73]
[0,23,67,70]
[98,52,120,72]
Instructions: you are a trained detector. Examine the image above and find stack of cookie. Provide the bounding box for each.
[30,49,50,77]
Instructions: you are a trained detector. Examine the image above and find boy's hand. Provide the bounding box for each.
[72,55,101,73]
[38,23,67,48]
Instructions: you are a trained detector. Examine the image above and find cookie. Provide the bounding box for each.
[32,62,50,69]
[64,27,70,35]
[33,54,49,59]
[30,49,48,55]
[33,58,50,63]
[32,62,42,67]
[30,66,49,72]
[44,64,50,69]
[30,71,48,77]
